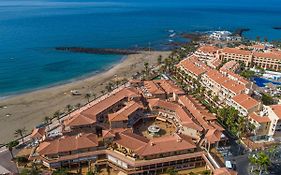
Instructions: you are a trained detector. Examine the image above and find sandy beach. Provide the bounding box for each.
[0,51,170,143]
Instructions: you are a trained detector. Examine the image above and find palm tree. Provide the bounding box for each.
[249,155,257,173]
[75,103,82,109]
[53,110,61,121]
[100,90,105,95]
[85,93,91,103]
[6,140,19,159]
[257,152,270,175]
[44,116,51,130]
[92,93,96,100]
[143,61,150,78]
[14,128,27,144]
[66,104,73,113]
[157,55,162,65]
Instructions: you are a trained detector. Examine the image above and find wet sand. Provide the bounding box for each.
[0,51,170,143]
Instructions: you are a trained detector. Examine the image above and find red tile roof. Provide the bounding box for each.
[37,133,98,155]
[232,94,260,110]
[198,45,219,53]
[249,113,271,123]
[81,87,140,119]
[148,98,203,131]
[64,114,96,127]
[108,101,144,122]
[136,134,196,156]
[178,56,210,77]
[30,128,46,139]
[221,47,252,56]
[270,105,281,119]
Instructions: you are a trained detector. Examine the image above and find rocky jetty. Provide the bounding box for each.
[55,47,141,55]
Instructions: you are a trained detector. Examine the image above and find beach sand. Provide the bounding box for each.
[0,51,170,143]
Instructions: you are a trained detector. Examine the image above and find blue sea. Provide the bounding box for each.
[1,0,281,96]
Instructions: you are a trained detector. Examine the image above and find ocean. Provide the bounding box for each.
[1,0,281,96]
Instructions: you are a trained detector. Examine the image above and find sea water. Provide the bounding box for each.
[0,0,281,96]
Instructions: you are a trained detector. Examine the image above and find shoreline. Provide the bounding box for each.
[0,51,170,143]
[0,56,128,100]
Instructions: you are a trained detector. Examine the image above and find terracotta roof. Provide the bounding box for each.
[30,128,45,139]
[249,113,271,123]
[114,130,149,152]
[81,87,140,119]
[178,56,209,77]
[221,47,252,56]
[178,96,214,130]
[214,168,238,175]
[64,114,96,127]
[198,45,219,53]
[144,81,165,95]
[253,51,281,60]
[232,94,260,110]
[221,70,249,85]
[220,60,238,71]
[209,58,222,68]
[221,79,246,95]
[102,129,116,139]
[136,134,196,156]
[270,105,281,119]
[251,44,265,50]
[148,98,203,131]
[37,133,98,155]
[205,129,222,144]
[108,101,144,122]
[153,80,185,95]
[144,80,184,96]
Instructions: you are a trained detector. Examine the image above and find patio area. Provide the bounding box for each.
[133,118,176,139]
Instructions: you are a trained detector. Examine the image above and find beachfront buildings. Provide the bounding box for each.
[194,45,281,71]
[177,46,281,143]
[29,80,232,174]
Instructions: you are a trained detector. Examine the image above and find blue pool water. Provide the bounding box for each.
[253,77,281,87]
[1,0,281,96]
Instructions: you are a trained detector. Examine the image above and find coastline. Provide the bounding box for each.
[0,56,127,100]
[0,51,171,143]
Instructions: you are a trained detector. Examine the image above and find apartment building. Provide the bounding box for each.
[228,94,261,116]
[220,48,253,66]
[30,80,231,174]
[201,69,247,102]
[177,56,210,81]
[248,112,271,141]
[219,47,281,71]
[194,45,219,61]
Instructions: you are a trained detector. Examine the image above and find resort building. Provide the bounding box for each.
[177,56,210,81]
[29,80,233,175]
[201,69,247,102]
[194,45,219,61]
[252,52,281,70]
[219,60,239,72]
[248,112,271,141]
[228,94,261,116]
[219,48,253,67]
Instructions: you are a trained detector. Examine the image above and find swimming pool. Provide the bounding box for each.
[252,77,281,87]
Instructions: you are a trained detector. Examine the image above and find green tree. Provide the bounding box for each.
[257,152,270,175]
[53,110,61,121]
[14,128,27,144]
[85,93,91,103]
[261,93,275,105]
[157,55,162,65]
[6,140,19,159]
[66,104,73,113]
[44,116,51,129]
[53,168,69,175]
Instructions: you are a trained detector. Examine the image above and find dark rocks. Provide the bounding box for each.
[55,47,141,55]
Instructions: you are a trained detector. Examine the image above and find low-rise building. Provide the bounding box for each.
[194,45,219,61]
[229,94,261,116]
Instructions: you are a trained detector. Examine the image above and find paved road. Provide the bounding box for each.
[234,154,250,175]
[0,148,19,174]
